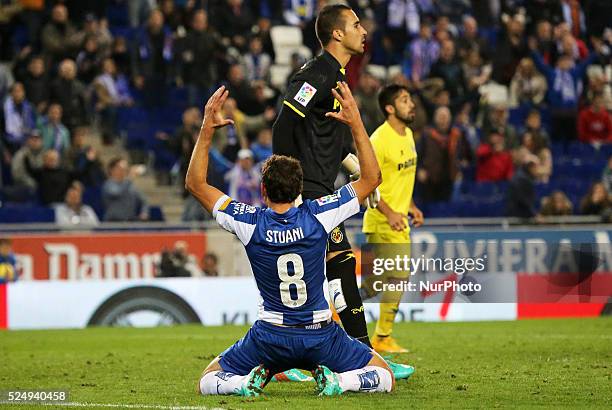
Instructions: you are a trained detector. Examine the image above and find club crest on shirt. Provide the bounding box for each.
[330,226,343,243]
[294,82,317,107]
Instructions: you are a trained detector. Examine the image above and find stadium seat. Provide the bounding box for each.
[270,64,292,90]
[567,141,597,158]
[0,205,55,223]
[82,186,104,219]
[365,65,388,81]
[148,206,165,222]
[270,26,303,65]
[600,143,612,159]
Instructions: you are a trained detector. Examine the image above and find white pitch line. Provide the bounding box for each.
[3,402,227,410]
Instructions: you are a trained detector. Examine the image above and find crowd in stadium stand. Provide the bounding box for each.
[0,0,610,225]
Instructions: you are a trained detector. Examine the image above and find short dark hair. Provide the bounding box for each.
[378,84,409,118]
[315,4,352,47]
[261,155,303,203]
[107,156,124,173]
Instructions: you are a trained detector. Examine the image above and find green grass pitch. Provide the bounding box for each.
[1,318,610,409]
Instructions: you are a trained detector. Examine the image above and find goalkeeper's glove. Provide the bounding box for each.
[341,153,380,208]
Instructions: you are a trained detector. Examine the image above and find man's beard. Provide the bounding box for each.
[398,112,415,125]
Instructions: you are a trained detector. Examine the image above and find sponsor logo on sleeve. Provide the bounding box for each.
[315,194,339,206]
[294,82,317,107]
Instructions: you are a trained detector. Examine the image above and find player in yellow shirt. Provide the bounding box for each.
[361,84,424,353]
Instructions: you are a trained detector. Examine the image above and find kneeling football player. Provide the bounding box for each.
[187,84,398,396]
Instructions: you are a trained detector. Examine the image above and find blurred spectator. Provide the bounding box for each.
[128,0,154,28]
[94,58,134,144]
[214,96,268,162]
[55,181,99,227]
[250,81,277,117]
[132,9,173,107]
[506,161,538,218]
[2,82,35,153]
[0,1,22,61]
[31,149,72,205]
[226,64,256,114]
[255,17,275,62]
[561,0,585,38]
[405,21,439,86]
[0,61,12,101]
[38,103,70,155]
[243,35,271,82]
[170,106,200,189]
[102,157,148,221]
[481,103,519,148]
[383,0,420,51]
[159,0,183,32]
[202,252,219,277]
[509,58,548,108]
[354,72,384,134]
[578,93,612,143]
[586,66,612,111]
[513,131,552,183]
[111,37,131,77]
[175,9,221,106]
[23,56,49,114]
[417,84,451,120]
[41,3,84,66]
[556,32,588,63]
[65,127,105,187]
[456,15,489,61]
[226,149,261,206]
[492,12,527,86]
[75,35,104,84]
[534,20,555,63]
[580,182,612,220]
[476,132,514,182]
[540,190,574,216]
[49,59,87,130]
[0,237,17,283]
[301,1,325,54]
[158,240,194,277]
[531,39,602,141]
[454,103,479,157]
[19,0,45,52]
[521,110,551,147]
[214,0,255,51]
[429,40,467,107]
[602,156,612,194]
[417,106,465,202]
[11,130,43,191]
[462,49,492,94]
[250,128,272,163]
[82,13,113,55]
[283,0,316,27]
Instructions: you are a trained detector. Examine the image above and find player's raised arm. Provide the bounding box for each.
[326,82,381,202]
[185,86,235,213]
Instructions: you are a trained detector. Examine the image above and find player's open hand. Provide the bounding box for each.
[202,86,235,130]
[325,81,362,128]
